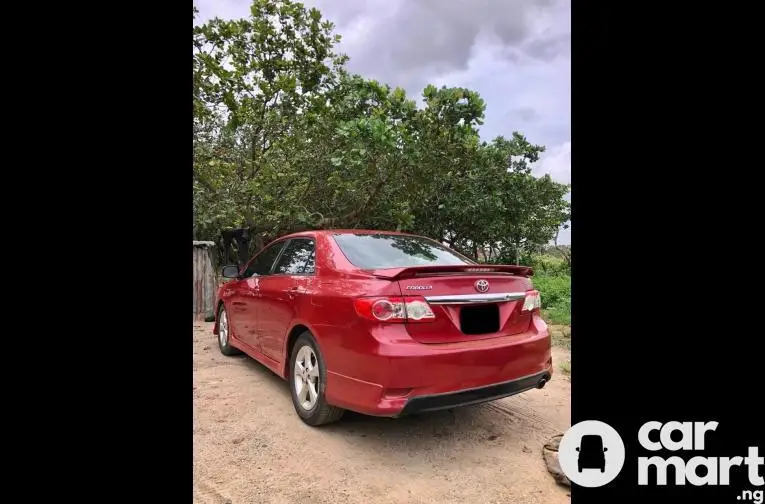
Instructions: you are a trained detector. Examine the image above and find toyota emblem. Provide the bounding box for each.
[474,279,490,293]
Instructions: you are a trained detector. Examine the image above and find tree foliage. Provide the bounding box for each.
[193,0,570,261]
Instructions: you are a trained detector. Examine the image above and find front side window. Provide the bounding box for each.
[243,241,286,277]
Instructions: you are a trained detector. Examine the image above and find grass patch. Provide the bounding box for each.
[560,359,571,376]
[532,268,571,350]
[549,325,571,350]
[542,307,570,326]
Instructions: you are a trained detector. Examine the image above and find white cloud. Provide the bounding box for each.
[534,141,570,185]
[195,0,247,22]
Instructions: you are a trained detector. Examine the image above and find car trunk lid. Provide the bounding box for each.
[369,265,535,344]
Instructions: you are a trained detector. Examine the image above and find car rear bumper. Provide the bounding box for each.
[323,314,553,416]
[396,369,552,417]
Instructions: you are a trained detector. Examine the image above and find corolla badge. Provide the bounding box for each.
[474,279,490,293]
[405,285,432,290]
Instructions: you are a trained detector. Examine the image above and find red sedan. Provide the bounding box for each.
[214,230,553,426]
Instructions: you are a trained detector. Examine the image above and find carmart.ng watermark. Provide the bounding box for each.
[558,419,763,500]
[638,421,763,502]
[739,489,764,504]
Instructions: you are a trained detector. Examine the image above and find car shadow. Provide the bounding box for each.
[322,407,492,443]
[236,354,536,459]
[239,355,287,384]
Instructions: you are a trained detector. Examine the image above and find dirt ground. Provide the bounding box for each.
[193,321,571,504]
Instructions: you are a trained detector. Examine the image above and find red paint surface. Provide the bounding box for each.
[214,230,552,416]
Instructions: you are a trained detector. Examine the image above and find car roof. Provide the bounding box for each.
[280,229,419,239]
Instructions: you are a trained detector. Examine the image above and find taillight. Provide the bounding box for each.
[354,296,436,323]
[522,290,542,312]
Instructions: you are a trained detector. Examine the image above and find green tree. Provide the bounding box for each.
[192,0,570,264]
[193,0,346,241]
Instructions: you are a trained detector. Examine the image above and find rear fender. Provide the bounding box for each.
[281,320,324,377]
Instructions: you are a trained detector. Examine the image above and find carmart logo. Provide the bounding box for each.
[558,420,626,487]
[637,421,763,487]
[558,420,764,491]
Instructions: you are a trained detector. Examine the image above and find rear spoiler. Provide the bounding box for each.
[368,264,534,280]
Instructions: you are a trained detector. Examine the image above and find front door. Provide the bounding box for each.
[230,240,287,350]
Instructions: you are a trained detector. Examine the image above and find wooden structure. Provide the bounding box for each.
[193,241,216,321]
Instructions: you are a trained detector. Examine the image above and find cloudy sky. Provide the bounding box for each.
[195,0,571,244]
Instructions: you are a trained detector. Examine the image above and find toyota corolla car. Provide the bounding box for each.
[213,230,553,426]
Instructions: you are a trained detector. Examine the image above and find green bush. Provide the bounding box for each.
[527,254,569,276]
[531,271,571,326]
[532,273,570,307]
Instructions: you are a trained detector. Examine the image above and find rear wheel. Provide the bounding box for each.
[217,305,241,356]
[289,332,344,426]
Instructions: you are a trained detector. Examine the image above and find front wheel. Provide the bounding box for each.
[289,332,344,426]
[217,305,241,356]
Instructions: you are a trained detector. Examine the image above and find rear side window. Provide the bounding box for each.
[244,241,286,277]
[332,234,473,269]
[273,238,316,275]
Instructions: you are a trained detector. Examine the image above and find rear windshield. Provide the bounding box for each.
[333,233,473,269]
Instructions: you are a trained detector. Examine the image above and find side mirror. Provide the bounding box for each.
[221,265,241,279]
[575,447,580,452]
[603,447,608,452]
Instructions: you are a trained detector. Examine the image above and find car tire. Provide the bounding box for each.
[289,331,345,426]
[217,305,241,356]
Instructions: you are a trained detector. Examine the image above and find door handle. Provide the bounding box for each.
[287,286,301,299]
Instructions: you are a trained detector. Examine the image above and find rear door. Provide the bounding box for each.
[228,240,287,349]
[256,238,316,362]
